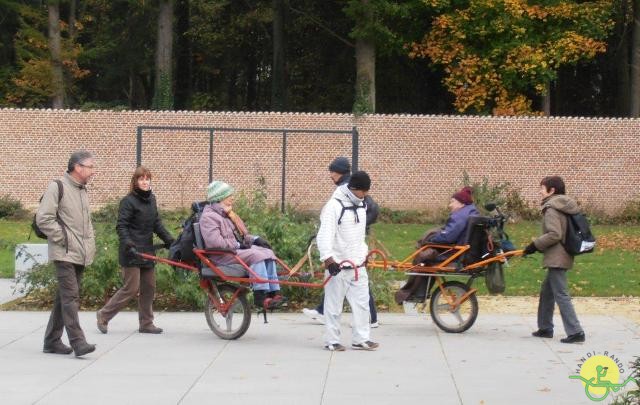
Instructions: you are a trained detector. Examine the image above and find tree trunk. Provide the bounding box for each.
[271,0,287,111]
[542,81,551,115]
[353,0,375,114]
[48,1,64,109]
[153,0,174,110]
[631,0,640,117]
[175,0,191,109]
[354,37,375,113]
[69,0,77,40]
[616,26,630,117]
[246,54,257,110]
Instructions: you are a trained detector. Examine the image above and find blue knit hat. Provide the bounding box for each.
[207,181,234,202]
[328,157,351,174]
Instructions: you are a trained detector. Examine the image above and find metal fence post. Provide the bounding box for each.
[136,127,143,166]
[209,129,214,183]
[352,126,359,171]
[281,130,288,213]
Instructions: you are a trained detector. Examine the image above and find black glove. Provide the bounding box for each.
[523,242,538,256]
[239,236,253,249]
[124,240,137,254]
[327,262,341,276]
[253,237,272,250]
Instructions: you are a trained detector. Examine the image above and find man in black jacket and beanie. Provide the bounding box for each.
[302,157,380,327]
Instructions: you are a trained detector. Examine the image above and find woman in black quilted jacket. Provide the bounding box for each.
[96,166,174,334]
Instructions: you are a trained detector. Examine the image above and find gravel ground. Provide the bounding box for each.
[478,295,640,324]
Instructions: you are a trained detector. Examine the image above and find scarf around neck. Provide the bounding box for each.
[212,203,248,240]
[339,184,364,206]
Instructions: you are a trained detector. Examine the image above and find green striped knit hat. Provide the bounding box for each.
[206,181,234,203]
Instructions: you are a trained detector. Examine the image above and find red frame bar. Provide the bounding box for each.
[136,250,360,289]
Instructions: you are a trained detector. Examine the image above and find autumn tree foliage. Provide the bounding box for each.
[409,0,615,115]
[4,2,88,107]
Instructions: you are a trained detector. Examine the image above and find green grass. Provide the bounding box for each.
[370,222,640,297]
[0,219,34,278]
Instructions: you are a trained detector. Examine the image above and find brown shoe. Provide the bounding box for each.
[139,325,163,334]
[43,341,73,355]
[73,342,96,357]
[96,310,108,334]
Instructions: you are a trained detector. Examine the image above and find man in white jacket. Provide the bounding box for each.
[316,171,379,351]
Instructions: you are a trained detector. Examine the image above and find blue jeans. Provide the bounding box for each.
[251,260,280,292]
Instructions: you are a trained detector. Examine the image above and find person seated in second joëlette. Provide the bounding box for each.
[198,181,285,309]
[395,186,480,304]
[421,186,480,247]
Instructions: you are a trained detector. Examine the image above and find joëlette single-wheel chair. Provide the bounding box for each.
[135,221,360,340]
[367,203,524,333]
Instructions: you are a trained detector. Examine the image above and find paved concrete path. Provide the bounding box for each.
[0,279,23,305]
[0,311,638,405]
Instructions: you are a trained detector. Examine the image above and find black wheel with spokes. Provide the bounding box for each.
[204,284,251,340]
[429,280,478,333]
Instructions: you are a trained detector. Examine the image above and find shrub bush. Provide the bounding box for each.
[462,171,538,220]
[378,207,448,224]
[612,356,639,404]
[92,200,120,224]
[614,198,640,225]
[0,194,29,219]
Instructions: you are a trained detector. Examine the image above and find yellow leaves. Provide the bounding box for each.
[503,0,525,17]
[493,90,539,116]
[407,0,614,115]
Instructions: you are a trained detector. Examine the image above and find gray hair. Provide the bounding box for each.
[67,150,94,173]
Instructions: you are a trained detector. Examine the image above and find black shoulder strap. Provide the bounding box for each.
[54,180,64,203]
[334,198,365,225]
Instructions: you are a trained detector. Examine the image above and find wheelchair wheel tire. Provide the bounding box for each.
[429,280,478,333]
[204,284,251,340]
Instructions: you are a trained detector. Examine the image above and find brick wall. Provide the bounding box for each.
[1,109,638,214]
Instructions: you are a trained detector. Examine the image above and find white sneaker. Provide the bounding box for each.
[370,321,380,328]
[302,308,319,319]
[302,308,325,324]
[352,341,379,351]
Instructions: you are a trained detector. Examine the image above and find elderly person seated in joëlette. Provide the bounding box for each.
[198,181,286,309]
[395,186,480,304]
[421,186,480,247]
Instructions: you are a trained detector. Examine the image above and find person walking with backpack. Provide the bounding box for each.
[523,176,585,344]
[96,166,174,334]
[302,157,380,327]
[317,171,378,351]
[36,150,97,357]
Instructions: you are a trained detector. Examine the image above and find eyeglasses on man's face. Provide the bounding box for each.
[78,162,96,169]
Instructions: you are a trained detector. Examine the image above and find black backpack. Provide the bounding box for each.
[169,201,209,263]
[31,180,64,239]
[364,195,379,226]
[563,213,596,255]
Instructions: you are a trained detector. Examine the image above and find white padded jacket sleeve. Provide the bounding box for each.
[316,199,338,262]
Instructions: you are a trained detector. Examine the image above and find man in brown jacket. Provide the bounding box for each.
[523,176,585,344]
[36,150,97,357]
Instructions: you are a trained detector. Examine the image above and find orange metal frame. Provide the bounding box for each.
[138,242,523,314]
[136,249,359,314]
[366,245,524,309]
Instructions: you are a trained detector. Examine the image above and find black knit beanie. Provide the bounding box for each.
[348,171,371,191]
